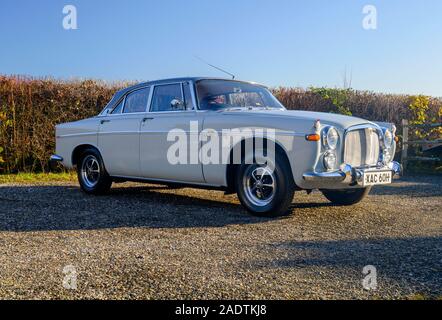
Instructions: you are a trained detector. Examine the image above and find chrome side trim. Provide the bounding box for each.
[280,132,306,137]
[57,132,98,138]
[98,131,140,136]
[59,129,306,138]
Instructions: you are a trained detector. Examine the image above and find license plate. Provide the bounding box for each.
[363,171,392,186]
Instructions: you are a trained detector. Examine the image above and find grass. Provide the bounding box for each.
[405,293,442,300]
[0,172,77,184]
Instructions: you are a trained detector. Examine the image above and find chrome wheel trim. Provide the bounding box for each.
[81,155,100,188]
[243,165,276,207]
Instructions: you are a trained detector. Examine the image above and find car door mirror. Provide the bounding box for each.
[170,99,185,111]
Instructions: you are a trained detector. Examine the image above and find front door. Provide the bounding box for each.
[139,82,205,183]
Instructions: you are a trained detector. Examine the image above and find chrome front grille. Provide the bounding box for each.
[344,128,380,167]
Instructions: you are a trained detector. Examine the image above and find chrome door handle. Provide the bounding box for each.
[100,119,111,124]
[142,117,154,123]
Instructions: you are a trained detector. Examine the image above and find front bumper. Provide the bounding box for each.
[302,161,402,189]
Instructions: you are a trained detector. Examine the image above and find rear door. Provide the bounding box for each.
[98,87,150,177]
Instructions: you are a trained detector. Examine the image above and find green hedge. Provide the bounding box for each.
[0,75,440,173]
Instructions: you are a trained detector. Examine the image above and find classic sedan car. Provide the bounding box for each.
[51,77,401,216]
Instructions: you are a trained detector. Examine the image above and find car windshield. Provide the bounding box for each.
[196,80,285,111]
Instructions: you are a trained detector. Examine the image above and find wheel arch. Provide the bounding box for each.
[72,144,102,167]
[225,137,295,193]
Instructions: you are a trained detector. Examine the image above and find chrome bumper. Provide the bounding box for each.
[50,155,63,162]
[302,161,402,188]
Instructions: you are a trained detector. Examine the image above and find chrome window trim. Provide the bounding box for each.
[122,86,152,115]
[193,79,285,112]
[103,112,150,119]
[146,84,154,113]
[189,80,201,111]
[180,82,185,109]
[107,97,126,116]
[181,81,197,111]
[103,85,152,117]
[98,78,271,117]
[146,110,198,116]
[149,82,186,113]
[188,81,198,111]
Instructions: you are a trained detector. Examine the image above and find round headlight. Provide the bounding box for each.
[383,129,393,149]
[323,151,337,170]
[324,127,339,150]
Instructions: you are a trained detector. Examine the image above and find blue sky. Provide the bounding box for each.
[1,0,441,96]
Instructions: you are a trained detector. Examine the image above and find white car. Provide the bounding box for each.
[51,77,401,216]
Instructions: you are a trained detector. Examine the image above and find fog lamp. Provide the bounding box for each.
[382,149,393,164]
[323,151,337,170]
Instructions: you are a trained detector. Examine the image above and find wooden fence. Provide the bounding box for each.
[401,120,442,174]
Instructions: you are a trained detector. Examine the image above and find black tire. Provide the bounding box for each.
[77,148,112,195]
[321,187,372,206]
[235,150,295,217]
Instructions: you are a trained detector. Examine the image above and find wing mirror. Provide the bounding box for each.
[170,99,185,110]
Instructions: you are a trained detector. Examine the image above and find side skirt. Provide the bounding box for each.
[110,175,228,192]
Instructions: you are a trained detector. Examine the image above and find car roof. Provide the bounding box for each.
[116,77,266,95]
[102,77,267,115]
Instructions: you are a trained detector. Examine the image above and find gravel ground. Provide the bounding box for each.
[0,175,441,300]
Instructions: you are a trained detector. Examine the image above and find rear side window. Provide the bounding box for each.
[123,87,150,113]
[150,84,183,112]
[111,99,124,114]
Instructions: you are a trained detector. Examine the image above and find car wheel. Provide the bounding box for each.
[77,148,112,195]
[321,187,372,206]
[235,151,295,217]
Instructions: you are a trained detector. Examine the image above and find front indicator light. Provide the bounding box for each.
[306,134,321,141]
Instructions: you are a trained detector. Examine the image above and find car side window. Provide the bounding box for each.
[151,84,184,112]
[111,99,124,114]
[183,82,194,110]
[123,87,150,114]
